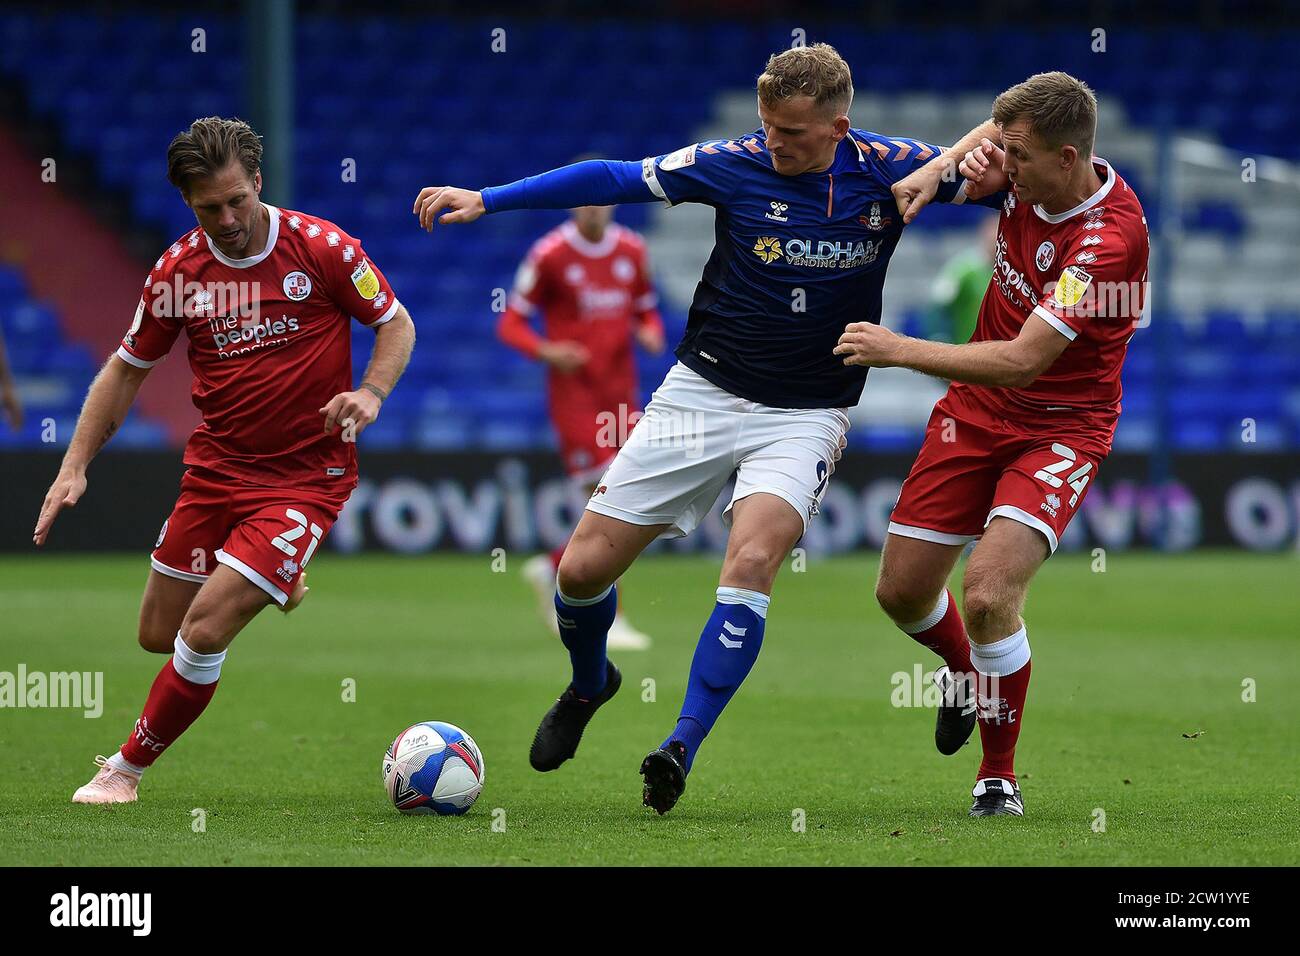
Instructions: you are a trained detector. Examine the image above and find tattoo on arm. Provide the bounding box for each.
[97,420,118,453]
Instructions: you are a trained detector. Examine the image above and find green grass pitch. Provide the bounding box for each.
[0,551,1296,866]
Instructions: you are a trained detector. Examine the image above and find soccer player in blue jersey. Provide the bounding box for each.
[415,44,1001,814]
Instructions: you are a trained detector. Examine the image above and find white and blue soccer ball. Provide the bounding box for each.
[382,721,485,815]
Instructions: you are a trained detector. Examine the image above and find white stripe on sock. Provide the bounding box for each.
[897,590,948,634]
[716,586,769,619]
[172,632,227,685]
[556,584,613,607]
[969,626,1031,677]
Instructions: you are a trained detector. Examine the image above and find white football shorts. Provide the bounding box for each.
[585,362,850,538]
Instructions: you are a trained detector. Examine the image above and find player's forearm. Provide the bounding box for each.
[934,119,1000,180]
[61,356,148,472]
[496,307,544,360]
[359,307,415,397]
[889,335,1038,388]
[482,160,655,213]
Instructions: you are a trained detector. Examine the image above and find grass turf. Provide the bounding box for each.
[0,551,1296,866]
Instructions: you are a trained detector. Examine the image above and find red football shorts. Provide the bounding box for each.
[889,386,1107,554]
[151,467,346,605]
[552,399,638,484]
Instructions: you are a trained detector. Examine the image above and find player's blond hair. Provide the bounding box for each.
[166,117,263,196]
[757,44,853,118]
[993,72,1098,158]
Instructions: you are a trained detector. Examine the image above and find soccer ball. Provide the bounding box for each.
[382,721,485,815]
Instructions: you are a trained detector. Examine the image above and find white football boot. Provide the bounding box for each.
[72,755,141,804]
[606,613,652,651]
[522,554,561,636]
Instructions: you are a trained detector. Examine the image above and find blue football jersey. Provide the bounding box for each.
[641,129,979,408]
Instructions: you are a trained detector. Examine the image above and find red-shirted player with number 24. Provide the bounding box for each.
[32,117,416,804]
[835,73,1149,817]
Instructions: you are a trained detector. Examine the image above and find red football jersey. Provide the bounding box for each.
[962,158,1149,442]
[117,204,399,493]
[506,220,659,414]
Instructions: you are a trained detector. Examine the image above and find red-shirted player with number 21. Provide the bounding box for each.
[836,73,1149,818]
[31,117,416,804]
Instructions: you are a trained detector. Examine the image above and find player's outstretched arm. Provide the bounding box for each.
[414,160,656,231]
[33,354,150,545]
[834,315,1069,388]
[319,303,416,437]
[891,119,1002,224]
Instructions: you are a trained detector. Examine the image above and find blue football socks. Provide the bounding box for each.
[662,586,770,772]
[555,584,617,698]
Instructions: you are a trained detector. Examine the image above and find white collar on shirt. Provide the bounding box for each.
[1033,158,1116,224]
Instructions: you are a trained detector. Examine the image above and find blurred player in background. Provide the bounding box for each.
[497,187,665,651]
[32,117,416,804]
[0,325,22,429]
[837,72,1149,817]
[417,44,1005,814]
[924,213,998,345]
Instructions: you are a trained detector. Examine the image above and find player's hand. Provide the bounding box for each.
[635,324,665,356]
[1,382,22,429]
[959,139,1011,201]
[538,341,590,374]
[319,389,382,440]
[833,322,901,368]
[891,160,945,225]
[33,466,87,546]
[413,187,485,231]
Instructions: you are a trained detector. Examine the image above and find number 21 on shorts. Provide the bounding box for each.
[1033,443,1093,508]
[272,509,323,567]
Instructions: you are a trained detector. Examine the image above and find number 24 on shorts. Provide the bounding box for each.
[1032,442,1093,508]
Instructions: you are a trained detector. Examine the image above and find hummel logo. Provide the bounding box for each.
[718,620,747,649]
[765,200,790,222]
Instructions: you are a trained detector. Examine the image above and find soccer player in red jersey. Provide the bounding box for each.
[497,200,665,650]
[836,73,1149,817]
[31,117,416,803]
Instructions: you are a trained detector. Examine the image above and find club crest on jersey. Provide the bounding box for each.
[765,201,790,223]
[1035,241,1056,271]
[283,271,312,301]
[860,201,892,231]
[753,236,783,264]
[350,259,380,299]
